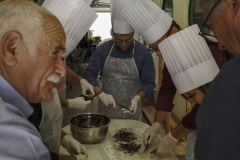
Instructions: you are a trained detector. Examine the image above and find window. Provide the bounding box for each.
[90,12,112,40]
[162,0,173,17]
[188,0,211,34]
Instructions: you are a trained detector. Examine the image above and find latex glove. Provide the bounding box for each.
[75,155,88,160]
[143,122,161,144]
[68,97,91,110]
[98,92,116,108]
[62,135,88,157]
[122,95,141,114]
[157,132,178,155]
[80,79,94,95]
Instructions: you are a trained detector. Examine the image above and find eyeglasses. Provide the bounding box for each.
[202,0,221,27]
[114,39,133,44]
[198,31,218,45]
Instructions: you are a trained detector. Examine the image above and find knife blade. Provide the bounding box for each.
[150,148,157,154]
[80,91,103,101]
[91,91,103,99]
[119,104,134,113]
[144,136,150,152]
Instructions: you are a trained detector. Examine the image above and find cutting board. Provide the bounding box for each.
[108,127,177,160]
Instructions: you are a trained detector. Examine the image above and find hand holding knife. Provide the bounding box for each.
[144,136,150,152]
[79,91,103,101]
[114,101,134,113]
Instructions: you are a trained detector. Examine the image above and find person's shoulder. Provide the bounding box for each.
[134,40,149,53]
[97,39,114,50]
[94,40,114,58]
[0,101,25,123]
[213,55,240,83]
[134,40,147,48]
[221,55,240,71]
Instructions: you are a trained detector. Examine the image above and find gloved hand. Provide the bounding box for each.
[75,155,88,160]
[80,79,94,95]
[157,132,178,155]
[61,135,88,157]
[143,122,161,144]
[122,95,141,114]
[98,92,116,108]
[68,97,91,110]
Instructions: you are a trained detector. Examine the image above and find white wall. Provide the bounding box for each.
[171,0,190,120]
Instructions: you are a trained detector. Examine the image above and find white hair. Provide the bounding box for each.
[0,0,44,40]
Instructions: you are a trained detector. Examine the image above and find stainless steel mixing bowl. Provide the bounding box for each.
[69,113,111,144]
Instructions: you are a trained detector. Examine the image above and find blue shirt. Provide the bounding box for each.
[0,76,50,160]
[84,40,156,97]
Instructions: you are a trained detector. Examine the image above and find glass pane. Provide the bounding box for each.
[162,0,173,17]
[188,0,211,34]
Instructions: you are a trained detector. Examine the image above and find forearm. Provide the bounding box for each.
[170,123,192,140]
[154,110,168,124]
[94,86,102,94]
[66,67,83,84]
[137,91,146,99]
[60,98,68,108]
[138,83,155,97]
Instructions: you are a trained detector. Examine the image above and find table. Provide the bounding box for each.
[60,119,178,160]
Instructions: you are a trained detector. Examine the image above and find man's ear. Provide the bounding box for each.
[234,0,240,19]
[1,31,21,67]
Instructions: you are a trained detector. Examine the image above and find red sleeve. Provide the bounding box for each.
[181,104,200,130]
[155,64,176,111]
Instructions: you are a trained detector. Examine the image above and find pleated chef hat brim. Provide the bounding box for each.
[111,0,134,34]
[43,0,98,58]
[159,24,220,94]
[122,0,172,44]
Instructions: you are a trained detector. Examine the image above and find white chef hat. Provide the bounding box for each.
[111,0,134,34]
[159,24,219,94]
[122,0,172,45]
[42,0,98,58]
[82,0,92,6]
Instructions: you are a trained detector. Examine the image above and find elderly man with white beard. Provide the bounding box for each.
[27,0,98,160]
[0,0,66,159]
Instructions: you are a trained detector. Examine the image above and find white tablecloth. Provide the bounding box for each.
[60,119,178,160]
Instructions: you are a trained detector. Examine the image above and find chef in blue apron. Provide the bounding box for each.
[28,1,98,160]
[84,0,156,121]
